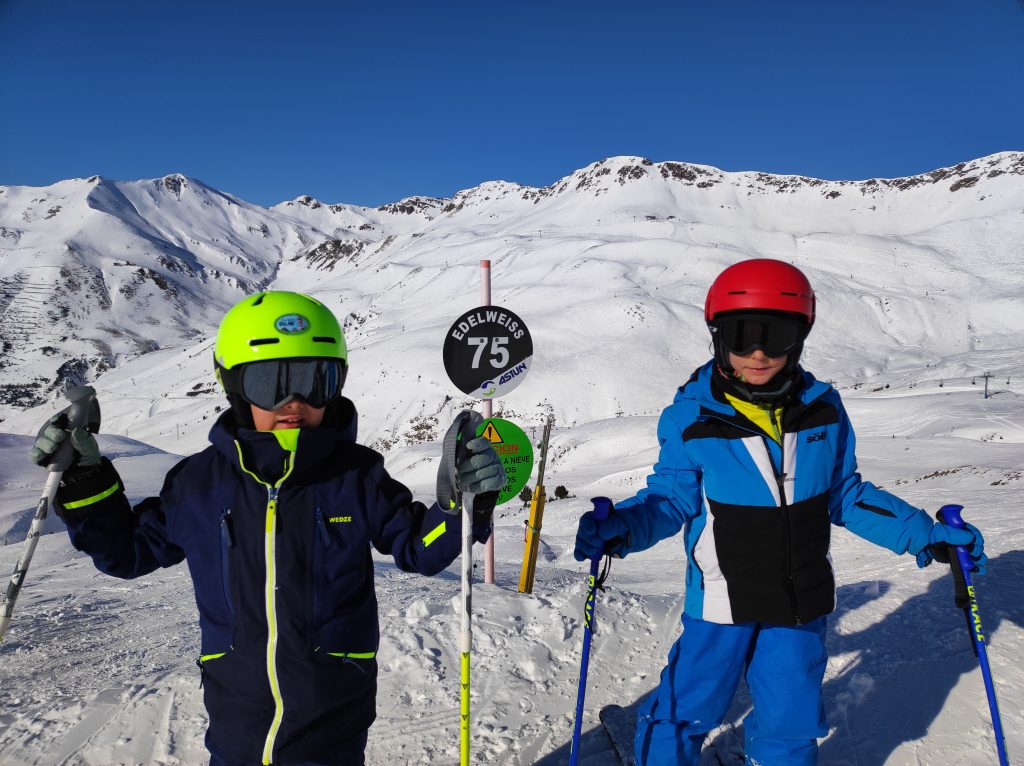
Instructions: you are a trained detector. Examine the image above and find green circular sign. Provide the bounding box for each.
[476,417,534,506]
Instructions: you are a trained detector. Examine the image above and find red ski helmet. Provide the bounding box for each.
[705,259,815,326]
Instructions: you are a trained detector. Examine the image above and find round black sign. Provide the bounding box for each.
[443,305,533,399]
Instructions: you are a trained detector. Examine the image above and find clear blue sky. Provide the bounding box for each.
[2,1,1023,207]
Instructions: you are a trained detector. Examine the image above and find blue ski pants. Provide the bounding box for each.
[634,614,829,766]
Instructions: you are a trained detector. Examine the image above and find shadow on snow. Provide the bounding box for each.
[537,549,1023,765]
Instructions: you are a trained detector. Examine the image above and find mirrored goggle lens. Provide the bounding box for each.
[716,315,807,357]
[240,360,343,410]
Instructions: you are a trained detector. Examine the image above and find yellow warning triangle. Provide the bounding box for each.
[482,422,504,444]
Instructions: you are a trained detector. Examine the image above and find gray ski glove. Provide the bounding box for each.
[30,413,101,469]
[457,437,506,495]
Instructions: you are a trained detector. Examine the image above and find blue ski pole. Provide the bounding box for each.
[937,504,1009,766]
[570,496,612,766]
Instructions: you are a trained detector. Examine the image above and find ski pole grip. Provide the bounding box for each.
[65,386,98,430]
[937,504,965,530]
[50,386,98,473]
[591,496,613,523]
[937,504,974,609]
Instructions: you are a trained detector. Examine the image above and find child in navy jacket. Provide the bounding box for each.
[31,291,504,766]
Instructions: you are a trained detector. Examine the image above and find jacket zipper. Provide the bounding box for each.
[220,510,235,618]
[313,507,328,626]
[262,485,284,766]
[768,407,800,625]
[703,409,802,624]
[233,442,295,766]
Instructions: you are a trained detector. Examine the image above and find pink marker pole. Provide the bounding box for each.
[481,260,495,585]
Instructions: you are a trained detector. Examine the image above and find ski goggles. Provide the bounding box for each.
[710,313,809,357]
[233,358,346,411]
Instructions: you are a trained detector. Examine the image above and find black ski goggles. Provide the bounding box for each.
[230,359,346,411]
[710,313,809,357]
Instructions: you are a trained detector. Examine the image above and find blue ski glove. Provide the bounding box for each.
[574,509,630,561]
[457,437,506,495]
[916,521,987,574]
[29,412,101,469]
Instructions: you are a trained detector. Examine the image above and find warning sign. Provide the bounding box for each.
[476,417,533,506]
[481,421,504,444]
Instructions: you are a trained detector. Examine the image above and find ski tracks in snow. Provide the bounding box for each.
[371,574,582,765]
[0,538,205,766]
[368,563,673,765]
[0,678,206,766]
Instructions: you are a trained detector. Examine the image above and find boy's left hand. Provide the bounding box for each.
[457,437,506,497]
[916,521,987,574]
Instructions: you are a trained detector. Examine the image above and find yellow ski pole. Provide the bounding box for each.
[438,411,482,765]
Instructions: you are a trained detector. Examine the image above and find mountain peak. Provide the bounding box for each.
[376,195,445,216]
[158,173,190,196]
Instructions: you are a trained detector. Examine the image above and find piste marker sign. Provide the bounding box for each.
[476,418,533,506]
[443,306,533,400]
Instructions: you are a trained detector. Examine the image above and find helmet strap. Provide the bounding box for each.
[712,335,804,405]
[227,393,256,430]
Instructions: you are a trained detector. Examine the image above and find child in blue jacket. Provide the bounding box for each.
[574,259,988,766]
[31,291,505,766]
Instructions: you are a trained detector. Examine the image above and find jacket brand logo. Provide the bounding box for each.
[806,431,826,443]
[329,516,352,523]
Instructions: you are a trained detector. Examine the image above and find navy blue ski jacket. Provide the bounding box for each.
[613,362,935,626]
[53,400,489,765]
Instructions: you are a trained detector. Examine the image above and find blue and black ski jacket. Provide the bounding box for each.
[613,362,934,626]
[53,401,489,765]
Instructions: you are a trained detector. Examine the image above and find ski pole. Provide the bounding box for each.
[569,496,612,766]
[437,410,482,766]
[936,504,1009,766]
[1,385,99,642]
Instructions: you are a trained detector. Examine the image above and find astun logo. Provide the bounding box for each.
[275,314,310,335]
[479,380,496,396]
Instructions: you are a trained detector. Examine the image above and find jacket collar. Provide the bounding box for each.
[208,397,359,485]
[678,360,832,417]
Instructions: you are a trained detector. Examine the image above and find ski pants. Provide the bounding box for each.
[634,614,829,766]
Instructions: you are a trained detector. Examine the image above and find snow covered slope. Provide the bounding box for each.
[1,154,1022,764]
[3,152,1024,453]
[1,390,1022,765]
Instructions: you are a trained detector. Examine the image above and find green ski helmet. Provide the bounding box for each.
[213,291,348,424]
[214,291,347,370]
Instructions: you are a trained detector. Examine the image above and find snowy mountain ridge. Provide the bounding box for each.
[2,152,1023,458]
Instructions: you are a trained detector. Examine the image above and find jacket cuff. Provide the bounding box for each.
[905,510,938,555]
[55,457,124,520]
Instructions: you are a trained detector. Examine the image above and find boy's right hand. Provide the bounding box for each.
[29,412,101,470]
[574,509,630,561]
[916,520,987,574]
